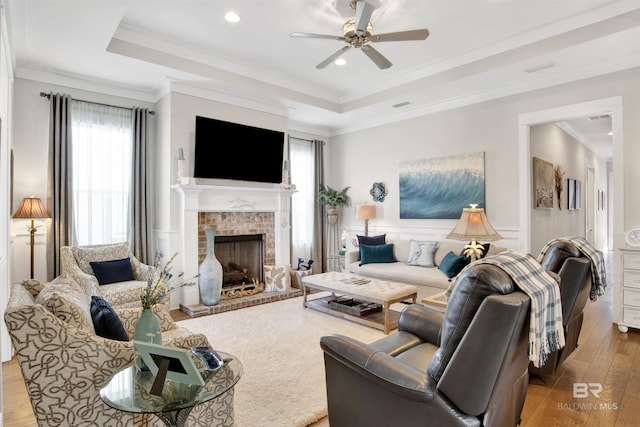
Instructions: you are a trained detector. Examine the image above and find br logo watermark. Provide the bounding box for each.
[558,383,619,411]
[573,382,603,398]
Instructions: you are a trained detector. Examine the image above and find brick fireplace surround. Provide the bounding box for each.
[174,182,299,315]
[197,211,276,266]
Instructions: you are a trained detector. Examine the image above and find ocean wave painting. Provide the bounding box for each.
[399,152,485,219]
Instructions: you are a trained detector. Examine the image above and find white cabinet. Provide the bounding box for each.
[618,248,640,332]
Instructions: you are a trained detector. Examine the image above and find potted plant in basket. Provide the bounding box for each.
[319,185,351,226]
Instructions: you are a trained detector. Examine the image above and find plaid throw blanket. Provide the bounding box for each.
[537,237,607,301]
[457,251,565,367]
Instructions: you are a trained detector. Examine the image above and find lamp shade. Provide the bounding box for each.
[12,196,50,219]
[446,204,502,242]
[356,204,376,220]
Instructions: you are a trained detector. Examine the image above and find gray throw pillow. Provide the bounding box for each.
[407,240,438,267]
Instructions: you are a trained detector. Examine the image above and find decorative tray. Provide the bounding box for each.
[328,296,382,317]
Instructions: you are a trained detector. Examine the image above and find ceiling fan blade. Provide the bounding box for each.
[370,29,430,42]
[361,45,392,69]
[354,1,375,35]
[316,45,351,69]
[290,32,345,41]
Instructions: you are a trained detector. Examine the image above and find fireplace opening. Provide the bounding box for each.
[215,234,264,287]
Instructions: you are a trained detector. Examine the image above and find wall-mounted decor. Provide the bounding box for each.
[554,165,565,210]
[533,157,554,209]
[370,182,388,202]
[567,178,581,210]
[568,178,575,210]
[399,151,485,219]
[598,190,606,211]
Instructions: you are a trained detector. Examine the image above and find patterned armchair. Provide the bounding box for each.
[4,280,234,426]
[60,242,154,308]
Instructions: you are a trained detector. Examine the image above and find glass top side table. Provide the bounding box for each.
[100,351,242,427]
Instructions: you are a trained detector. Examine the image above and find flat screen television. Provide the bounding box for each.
[193,115,285,184]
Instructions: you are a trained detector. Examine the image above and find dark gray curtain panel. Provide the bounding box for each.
[313,140,325,274]
[131,107,151,264]
[46,93,73,280]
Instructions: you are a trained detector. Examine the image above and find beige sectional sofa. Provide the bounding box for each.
[346,238,506,290]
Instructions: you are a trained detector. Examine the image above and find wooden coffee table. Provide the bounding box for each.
[301,272,418,334]
[421,291,449,312]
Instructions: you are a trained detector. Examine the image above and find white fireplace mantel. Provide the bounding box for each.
[173,182,296,305]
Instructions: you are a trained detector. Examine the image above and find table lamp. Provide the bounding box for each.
[446,204,502,261]
[356,204,376,236]
[13,196,50,279]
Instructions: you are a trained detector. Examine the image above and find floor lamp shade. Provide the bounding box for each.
[13,196,50,219]
[13,196,50,279]
[356,204,376,236]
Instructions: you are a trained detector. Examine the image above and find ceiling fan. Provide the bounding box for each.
[290,0,429,70]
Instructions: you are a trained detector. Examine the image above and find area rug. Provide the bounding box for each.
[177,295,386,426]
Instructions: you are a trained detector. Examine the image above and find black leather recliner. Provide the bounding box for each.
[530,240,592,377]
[320,262,531,427]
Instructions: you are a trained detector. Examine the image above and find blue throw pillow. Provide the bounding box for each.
[357,234,386,260]
[357,234,386,247]
[438,251,469,279]
[90,295,129,341]
[359,243,395,265]
[90,258,135,285]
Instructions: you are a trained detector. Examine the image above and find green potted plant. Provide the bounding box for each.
[319,185,351,225]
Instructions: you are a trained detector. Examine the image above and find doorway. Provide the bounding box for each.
[518,97,622,254]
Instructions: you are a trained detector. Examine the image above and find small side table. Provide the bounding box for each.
[421,291,448,312]
[100,351,242,427]
[326,253,345,272]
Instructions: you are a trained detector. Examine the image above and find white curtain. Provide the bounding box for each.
[289,137,316,265]
[71,101,133,245]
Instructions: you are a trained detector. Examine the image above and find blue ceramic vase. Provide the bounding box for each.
[134,308,162,370]
[199,228,223,306]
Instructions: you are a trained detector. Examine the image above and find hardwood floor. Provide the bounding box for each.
[3,253,639,426]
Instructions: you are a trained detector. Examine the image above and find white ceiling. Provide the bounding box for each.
[6,0,638,156]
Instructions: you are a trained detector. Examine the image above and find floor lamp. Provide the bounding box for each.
[13,196,51,279]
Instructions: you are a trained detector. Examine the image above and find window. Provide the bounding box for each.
[71,101,133,245]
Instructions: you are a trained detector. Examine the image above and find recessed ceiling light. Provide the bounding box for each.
[608,131,613,136]
[225,12,240,23]
[335,58,347,66]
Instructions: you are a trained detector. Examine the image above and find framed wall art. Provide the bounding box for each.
[568,178,575,210]
[567,178,581,210]
[599,190,606,211]
[399,151,485,219]
[533,157,554,209]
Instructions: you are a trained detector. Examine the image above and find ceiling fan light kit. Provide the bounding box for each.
[290,0,429,70]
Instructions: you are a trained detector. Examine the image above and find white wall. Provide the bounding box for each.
[530,123,607,253]
[327,68,639,255]
[329,94,522,249]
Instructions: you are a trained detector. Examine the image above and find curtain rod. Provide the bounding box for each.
[40,92,156,115]
[289,135,326,144]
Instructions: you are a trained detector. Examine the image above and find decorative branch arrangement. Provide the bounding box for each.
[554,166,565,210]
